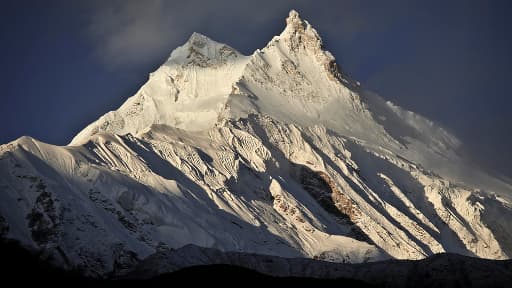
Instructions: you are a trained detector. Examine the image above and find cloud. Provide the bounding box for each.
[85,0,283,68]
[87,0,184,68]
[84,0,378,68]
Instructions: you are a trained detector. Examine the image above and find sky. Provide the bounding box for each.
[0,0,511,178]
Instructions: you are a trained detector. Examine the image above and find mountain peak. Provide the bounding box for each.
[275,10,323,53]
[166,32,242,67]
[285,9,306,32]
[186,32,214,48]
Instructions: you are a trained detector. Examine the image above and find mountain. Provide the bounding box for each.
[0,10,511,277]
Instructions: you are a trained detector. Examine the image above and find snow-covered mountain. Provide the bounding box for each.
[1,10,511,276]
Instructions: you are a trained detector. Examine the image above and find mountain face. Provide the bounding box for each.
[1,10,511,276]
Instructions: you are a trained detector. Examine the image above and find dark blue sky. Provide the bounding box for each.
[1,0,511,178]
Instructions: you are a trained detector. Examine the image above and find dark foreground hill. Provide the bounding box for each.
[1,240,511,288]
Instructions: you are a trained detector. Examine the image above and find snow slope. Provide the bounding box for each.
[71,32,250,144]
[0,10,511,276]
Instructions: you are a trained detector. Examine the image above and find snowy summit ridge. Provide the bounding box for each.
[70,29,249,143]
[0,10,511,277]
[168,32,243,66]
[70,10,358,146]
